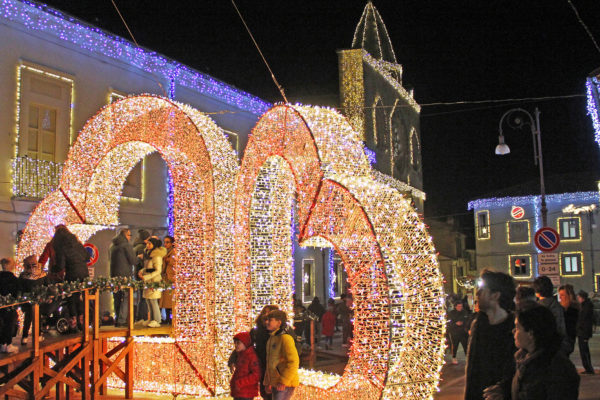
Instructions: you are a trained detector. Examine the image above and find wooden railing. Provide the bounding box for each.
[0,287,135,399]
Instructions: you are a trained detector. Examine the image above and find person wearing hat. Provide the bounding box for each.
[576,290,595,374]
[230,331,261,400]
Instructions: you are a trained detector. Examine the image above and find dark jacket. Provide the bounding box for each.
[250,324,271,371]
[448,308,470,336]
[577,298,594,339]
[0,271,19,297]
[53,230,90,281]
[230,346,261,398]
[511,348,579,400]
[465,312,516,400]
[109,234,136,278]
[563,306,578,341]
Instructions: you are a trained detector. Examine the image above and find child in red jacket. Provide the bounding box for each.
[321,304,336,350]
[230,331,262,400]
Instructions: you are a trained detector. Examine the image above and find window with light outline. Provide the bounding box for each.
[508,254,532,278]
[507,220,530,245]
[560,252,583,277]
[595,273,600,292]
[302,258,315,303]
[557,216,581,241]
[476,210,490,240]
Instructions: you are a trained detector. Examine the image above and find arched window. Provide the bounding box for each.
[409,128,421,167]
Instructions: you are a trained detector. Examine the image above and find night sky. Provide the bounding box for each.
[38,0,600,227]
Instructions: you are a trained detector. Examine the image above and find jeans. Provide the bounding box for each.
[113,290,129,325]
[146,298,161,323]
[272,386,295,400]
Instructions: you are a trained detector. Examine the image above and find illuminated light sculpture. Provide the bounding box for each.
[235,104,445,399]
[17,95,239,396]
[18,98,444,398]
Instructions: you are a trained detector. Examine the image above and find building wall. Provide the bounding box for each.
[0,9,264,261]
[471,192,600,293]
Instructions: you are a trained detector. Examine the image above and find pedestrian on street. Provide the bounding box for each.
[138,237,165,328]
[448,300,470,364]
[263,310,299,400]
[109,228,136,327]
[230,331,261,400]
[483,305,579,399]
[464,270,516,400]
[576,290,595,374]
[515,286,537,311]
[533,276,569,354]
[321,303,336,350]
[559,284,579,356]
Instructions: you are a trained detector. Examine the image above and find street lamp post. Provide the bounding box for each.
[495,107,548,227]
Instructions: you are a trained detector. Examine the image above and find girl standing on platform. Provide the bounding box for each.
[138,238,165,328]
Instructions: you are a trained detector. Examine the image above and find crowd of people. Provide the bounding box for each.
[108,228,176,328]
[0,226,178,354]
[447,271,595,400]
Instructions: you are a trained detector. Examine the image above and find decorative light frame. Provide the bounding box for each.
[559,251,584,277]
[18,98,445,398]
[476,210,491,240]
[556,216,582,242]
[508,254,533,279]
[234,104,444,399]
[506,220,530,245]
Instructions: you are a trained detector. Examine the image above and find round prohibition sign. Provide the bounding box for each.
[534,227,560,252]
[83,243,99,266]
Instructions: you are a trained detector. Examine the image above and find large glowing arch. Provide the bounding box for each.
[16,95,239,395]
[17,97,444,398]
[235,104,445,399]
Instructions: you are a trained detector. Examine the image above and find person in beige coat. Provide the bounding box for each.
[159,235,176,324]
[138,237,166,328]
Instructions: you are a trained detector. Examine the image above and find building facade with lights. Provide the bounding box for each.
[469,190,600,293]
[0,0,268,263]
[337,2,426,211]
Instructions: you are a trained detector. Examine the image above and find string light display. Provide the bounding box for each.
[17,95,239,396]
[1,0,269,116]
[235,104,444,399]
[586,76,600,147]
[12,62,74,198]
[18,97,444,398]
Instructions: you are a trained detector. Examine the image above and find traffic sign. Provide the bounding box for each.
[84,243,99,267]
[534,227,560,252]
[547,275,561,286]
[511,206,525,219]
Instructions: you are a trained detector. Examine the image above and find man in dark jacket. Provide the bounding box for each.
[109,228,136,326]
[576,290,595,374]
[448,301,470,364]
[465,270,516,400]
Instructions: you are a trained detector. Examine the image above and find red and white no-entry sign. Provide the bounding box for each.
[534,227,560,252]
[511,206,525,219]
[84,243,99,266]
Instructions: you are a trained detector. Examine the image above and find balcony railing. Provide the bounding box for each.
[12,156,63,199]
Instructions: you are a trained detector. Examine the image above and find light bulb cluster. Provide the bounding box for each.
[18,98,445,398]
[586,77,600,147]
[235,104,445,399]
